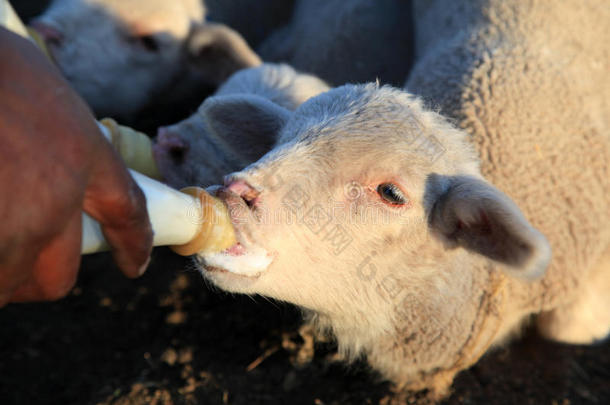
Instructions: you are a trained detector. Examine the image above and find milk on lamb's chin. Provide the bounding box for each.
[200,245,273,276]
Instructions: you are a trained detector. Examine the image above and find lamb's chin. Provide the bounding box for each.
[197,245,274,291]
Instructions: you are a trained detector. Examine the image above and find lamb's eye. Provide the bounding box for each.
[137,35,159,52]
[377,183,408,205]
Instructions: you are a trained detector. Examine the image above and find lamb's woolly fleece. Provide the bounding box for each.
[216,63,330,110]
[406,0,610,339]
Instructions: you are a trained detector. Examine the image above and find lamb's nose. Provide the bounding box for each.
[29,21,64,45]
[156,127,189,161]
[224,178,260,207]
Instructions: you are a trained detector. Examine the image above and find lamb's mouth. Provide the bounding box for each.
[201,184,274,279]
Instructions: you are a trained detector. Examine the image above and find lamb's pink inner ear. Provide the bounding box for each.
[429,174,551,279]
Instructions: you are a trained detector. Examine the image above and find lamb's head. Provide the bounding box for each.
[31,0,261,119]
[194,84,552,388]
[153,94,283,189]
[152,64,330,189]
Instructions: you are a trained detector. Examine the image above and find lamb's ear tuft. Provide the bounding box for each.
[428,174,551,280]
[186,23,261,84]
[201,94,290,161]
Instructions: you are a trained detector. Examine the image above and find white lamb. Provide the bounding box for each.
[155,0,609,397]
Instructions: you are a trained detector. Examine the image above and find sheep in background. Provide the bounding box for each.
[153,63,329,190]
[31,0,260,124]
[31,0,414,128]
[258,0,414,86]
[406,0,610,346]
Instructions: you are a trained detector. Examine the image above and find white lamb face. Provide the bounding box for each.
[196,84,551,319]
[32,0,205,117]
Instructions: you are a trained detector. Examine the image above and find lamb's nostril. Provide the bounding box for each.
[156,127,189,162]
[29,21,64,45]
[224,179,260,207]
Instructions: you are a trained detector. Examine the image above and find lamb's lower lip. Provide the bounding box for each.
[223,243,246,256]
[201,233,273,277]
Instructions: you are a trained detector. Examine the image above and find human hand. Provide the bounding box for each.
[0,28,153,306]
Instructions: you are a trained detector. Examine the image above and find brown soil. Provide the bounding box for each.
[2,2,609,404]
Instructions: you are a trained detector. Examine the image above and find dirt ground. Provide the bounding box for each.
[2,2,609,404]
[1,250,609,405]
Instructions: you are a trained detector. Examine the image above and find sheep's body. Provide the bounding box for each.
[153,63,329,189]
[205,0,295,48]
[406,0,610,345]
[257,0,413,86]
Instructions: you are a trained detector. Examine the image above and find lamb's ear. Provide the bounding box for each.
[428,174,551,280]
[201,94,290,161]
[187,23,262,84]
